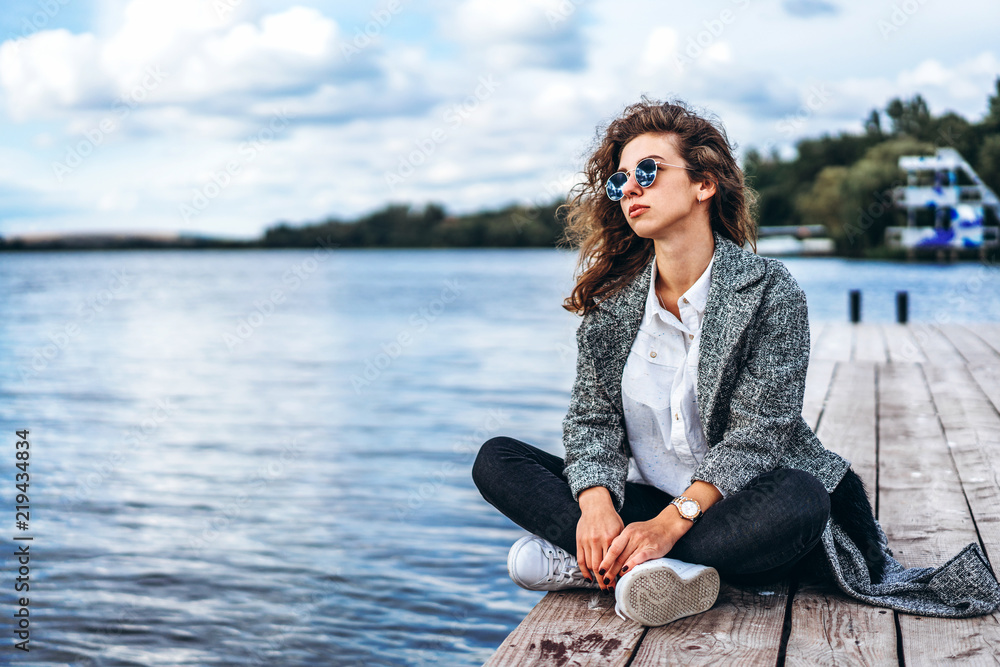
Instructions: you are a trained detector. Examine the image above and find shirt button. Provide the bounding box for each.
[683,298,689,304]
[689,334,694,340]
[649,350,657,358]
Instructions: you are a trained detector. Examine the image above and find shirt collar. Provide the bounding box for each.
[645,253,714,322]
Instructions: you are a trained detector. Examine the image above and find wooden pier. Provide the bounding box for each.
[486,322,1000,666]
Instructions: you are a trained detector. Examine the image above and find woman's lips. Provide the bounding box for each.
[628,204,649,218]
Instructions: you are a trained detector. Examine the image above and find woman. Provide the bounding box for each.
[472,99,1000,627]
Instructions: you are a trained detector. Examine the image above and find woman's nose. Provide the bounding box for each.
[622,172,642,198]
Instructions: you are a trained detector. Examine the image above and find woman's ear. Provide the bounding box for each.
[699,178,718,202]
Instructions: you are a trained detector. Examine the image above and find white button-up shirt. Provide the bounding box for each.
[622,254,714,497]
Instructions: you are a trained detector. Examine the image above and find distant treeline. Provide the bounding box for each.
[261,201,565,249]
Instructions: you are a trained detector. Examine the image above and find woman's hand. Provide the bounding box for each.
[599,481,722,582]
[599,515,685,583]
[576,487,624,591]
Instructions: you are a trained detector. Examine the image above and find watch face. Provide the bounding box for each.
[680,500,699,517]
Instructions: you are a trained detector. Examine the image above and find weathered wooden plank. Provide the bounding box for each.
[969,364,1000,418]
[878,361,973,564]
[631,582,787,665]
[964,323,1000,358]
[920,362,1000,664]
[878,361,996,665]
[884,323,928,364]
[484,590,643,666]
[813,322,853,362]
[785,361,897,666]
[854,324,887,363]
[787,593,897,667]
[922,363,1000,568]
[811,320,829,357]
[813,362,878,489]
[803,358,836,431]
[909,323,965,365]
[935,324,1000,366]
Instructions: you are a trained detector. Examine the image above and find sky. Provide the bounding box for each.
[0,0,998,240]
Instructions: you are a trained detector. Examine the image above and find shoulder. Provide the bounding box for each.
[754,258,811,336]
[759,257,807,307]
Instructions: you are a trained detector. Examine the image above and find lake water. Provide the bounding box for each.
[0,248,998,666]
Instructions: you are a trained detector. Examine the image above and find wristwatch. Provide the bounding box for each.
[670,496,703,523]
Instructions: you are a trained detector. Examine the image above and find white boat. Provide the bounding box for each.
[887,148,1000,250]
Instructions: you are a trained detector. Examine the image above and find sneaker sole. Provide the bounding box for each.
[618,564,719,626]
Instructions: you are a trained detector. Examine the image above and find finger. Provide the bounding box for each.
[590,545,608,590]
[598,534,630,586]
[602,534,633,582]
[576,543,592,582]
[597,534,623,577]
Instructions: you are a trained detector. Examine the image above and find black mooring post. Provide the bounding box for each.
[896,291,909,324]
[849,290,861,323]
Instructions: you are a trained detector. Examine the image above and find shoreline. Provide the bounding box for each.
[1,242,995,263]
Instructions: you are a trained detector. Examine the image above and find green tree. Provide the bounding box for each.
[864,109,883,137]
[886,94,933,139]
[976,134,1000,195]
[985,77,1000,131]
[795,165,849,237]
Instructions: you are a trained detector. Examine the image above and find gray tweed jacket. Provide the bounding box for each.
[562,230,1000,617]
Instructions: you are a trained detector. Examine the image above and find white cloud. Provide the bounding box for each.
[448,0,571,43]
[832,52,1000,126]
[0,30,112,121]
[638,26,680,76]
[0,2,344,121]
[442,0,586,70]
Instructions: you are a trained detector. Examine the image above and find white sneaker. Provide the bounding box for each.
[507,535,599,591]
[614,557,719,626]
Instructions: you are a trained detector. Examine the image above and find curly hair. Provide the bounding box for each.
[560,98,758,315]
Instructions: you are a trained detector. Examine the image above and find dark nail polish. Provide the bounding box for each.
[603,577,610,585]
[621,565,629,573]
[598,569,606,576]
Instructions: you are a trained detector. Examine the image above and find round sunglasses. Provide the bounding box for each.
[605,157,692,201]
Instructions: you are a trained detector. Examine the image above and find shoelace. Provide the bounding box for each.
[544,547,591,587]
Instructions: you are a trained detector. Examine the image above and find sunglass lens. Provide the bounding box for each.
[635,158,657,187]
[606,173,627,201]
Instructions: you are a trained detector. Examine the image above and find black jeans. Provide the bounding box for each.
[472,436,832,584]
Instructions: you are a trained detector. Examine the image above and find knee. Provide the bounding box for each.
[772,468,830,537]
[775,469,831,532]
[471,436,517,493]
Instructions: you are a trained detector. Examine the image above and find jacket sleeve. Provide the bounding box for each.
[691,263,811,497]
[561,313,630,512]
